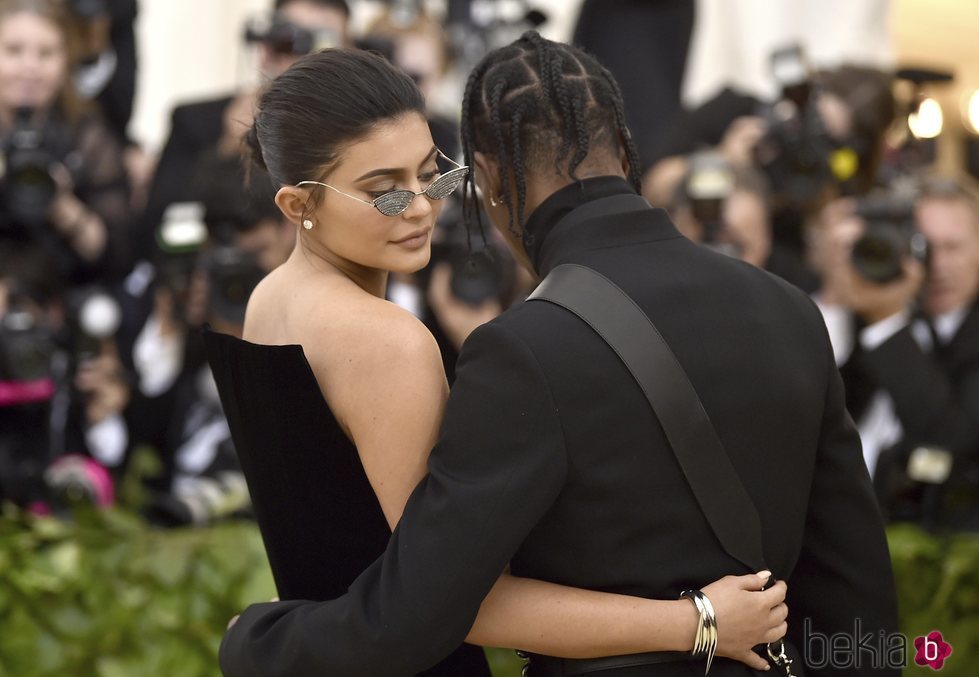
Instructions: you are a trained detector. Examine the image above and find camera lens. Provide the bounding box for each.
[851,226,906,283]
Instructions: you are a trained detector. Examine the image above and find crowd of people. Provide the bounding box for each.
[0,0,976,535]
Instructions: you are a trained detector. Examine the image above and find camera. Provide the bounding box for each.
[430,201,516,306]
[199,229,266,326]
[0,284,59,506]
[0,287,58,384]
[753,47,840,209]
[154,204,265,327]
[0,108,59,229]
[682,151,740,257]
[66,286,123,367]
[244,12,341,56]
[851,189,928,284]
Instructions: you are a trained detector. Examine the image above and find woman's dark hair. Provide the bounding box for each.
[244,48,424,198]
[460,31,642,243]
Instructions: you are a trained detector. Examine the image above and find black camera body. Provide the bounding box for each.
[244,13,341,56]
[752,46,853,210]
[429,202,516,307]
[755,97,836,208]
[851,192,928,284]
[199,236,266,326]
[0,108,59,230]
[0,285,60,506]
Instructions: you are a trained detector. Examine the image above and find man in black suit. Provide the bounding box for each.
[835,178,979,528]
[220,34,899,676]
[136,0,350,260]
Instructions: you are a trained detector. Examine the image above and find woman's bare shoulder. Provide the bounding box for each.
[241,267,293,344]
[306,293,441,375]
[244,268,440,372]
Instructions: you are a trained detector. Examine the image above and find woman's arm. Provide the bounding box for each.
[470,571,784,669]
[313,307,782,669]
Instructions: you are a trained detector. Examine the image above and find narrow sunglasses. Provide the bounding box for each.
[296,149,469,217]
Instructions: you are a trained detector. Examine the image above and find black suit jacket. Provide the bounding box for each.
[220,177,898,676]
[842,300,979,526]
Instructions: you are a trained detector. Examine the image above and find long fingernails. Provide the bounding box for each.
[757,570,772,579]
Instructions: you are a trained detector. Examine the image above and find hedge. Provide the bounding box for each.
[0,507,975,676]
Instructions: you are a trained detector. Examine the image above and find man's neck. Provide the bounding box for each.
[522,166,628,222]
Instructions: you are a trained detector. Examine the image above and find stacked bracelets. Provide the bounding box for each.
[680,589,718,675]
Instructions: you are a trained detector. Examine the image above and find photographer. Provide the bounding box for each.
[668,156,773,268]
[644,61,895,294]
[0,0,131,283]
[817,178,979,529]
[70,0,138,146]
[1,245,127,510]
[136,0,349,262]
[645,63,895,202]
[126,157,276,527]
[363,3,459,157]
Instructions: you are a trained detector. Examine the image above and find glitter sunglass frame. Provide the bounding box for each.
[296,149,469,217]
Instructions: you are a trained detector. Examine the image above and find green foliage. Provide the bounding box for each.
[888,523,979,676]
[0,506,272,677]
[0,510,974,677]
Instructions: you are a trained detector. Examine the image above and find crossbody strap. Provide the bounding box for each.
[527,263,766,571]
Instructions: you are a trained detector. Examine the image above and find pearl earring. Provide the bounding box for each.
[489,195,500,207]
[302,219,313,230]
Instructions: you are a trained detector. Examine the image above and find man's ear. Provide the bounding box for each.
[473,151,501,201]
[275,186,311,227]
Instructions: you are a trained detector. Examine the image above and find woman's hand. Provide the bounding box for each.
[699,571,788,671]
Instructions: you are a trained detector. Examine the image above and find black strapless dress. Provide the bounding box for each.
[202,329,490,676]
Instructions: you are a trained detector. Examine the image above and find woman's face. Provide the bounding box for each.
[304,112,444,275]
[0,11,67,110]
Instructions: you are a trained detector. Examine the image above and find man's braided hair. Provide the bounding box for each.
[459,31,642,247]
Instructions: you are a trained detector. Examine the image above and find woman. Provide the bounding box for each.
[205,48,786,674]
[0,0,130,281]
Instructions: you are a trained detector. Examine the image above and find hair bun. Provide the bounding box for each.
[243,123,268,172]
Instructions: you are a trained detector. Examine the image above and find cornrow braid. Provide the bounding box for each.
[488,77,515,235]
[548,51,578,177]
[599,70,643,193]
[460,31,642,239]
[510,104,529,243]
[460,55,493,241]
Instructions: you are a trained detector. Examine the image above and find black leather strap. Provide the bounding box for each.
[527,263,766,571]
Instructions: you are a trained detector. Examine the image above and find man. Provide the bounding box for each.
[220,34,898,676]
[837,178,979,527]
[135,0,349,260]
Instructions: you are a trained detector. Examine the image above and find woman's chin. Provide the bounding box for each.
[386,248,432,275]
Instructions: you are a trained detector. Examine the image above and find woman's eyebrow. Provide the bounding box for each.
[354,146,438,182]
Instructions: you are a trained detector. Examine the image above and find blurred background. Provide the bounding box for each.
[1,1,978,675]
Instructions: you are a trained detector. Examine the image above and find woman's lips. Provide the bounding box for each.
[392,229,431,250]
